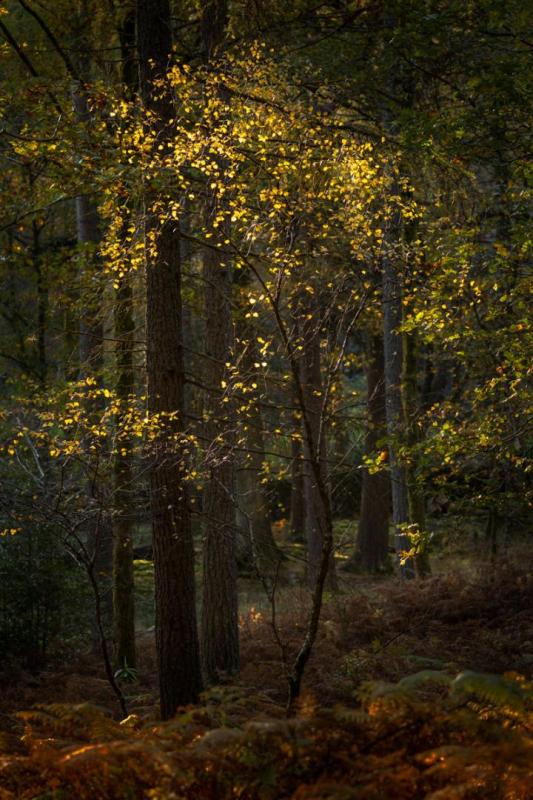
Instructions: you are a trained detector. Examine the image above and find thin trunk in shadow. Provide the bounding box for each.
[381,232,415,579]
[289,405,305,543]
[403,328,431,576]
[300,308,337,591]
[354,333,391,572]
[112,7,137,672]
[236,336,284,575]
[72,65,114,633]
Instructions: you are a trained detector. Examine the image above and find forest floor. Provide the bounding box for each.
[1,530,532,798]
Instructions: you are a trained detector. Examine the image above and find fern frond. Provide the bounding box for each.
[17,703,125,744]
[363,670,452,705]
[397,670,453,691]
[451,671,532,711]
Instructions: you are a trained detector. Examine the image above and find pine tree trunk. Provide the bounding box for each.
[137,0,203,718]
[200,237,239,682]
[355,334,391,572]
[200,0,239,683]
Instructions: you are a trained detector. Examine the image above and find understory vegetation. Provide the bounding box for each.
[1,551,533,798]
[0,0,531,796]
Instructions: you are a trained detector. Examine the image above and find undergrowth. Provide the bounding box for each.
[1,557,532,798]
[0,670,531,799]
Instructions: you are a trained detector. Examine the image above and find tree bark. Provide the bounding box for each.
[112,273,136,669]
[300,309,337,591]
[289,409,305,543]
[236,337,284,574]
[112,8,138,673]
[355,333,391,572]
[28,216,47,385]
[403,328,431,576]
[381,227,415,579]
[199,0,239,684]
[379,8,416,579]
[72,80,114,637]
[200,236,239,682]
[137,0,203,718]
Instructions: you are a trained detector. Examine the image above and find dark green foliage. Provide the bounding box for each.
[0,525,90,672]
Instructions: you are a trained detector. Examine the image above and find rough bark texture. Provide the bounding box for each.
[200,0,239,684]
[356,334,391,572]
[300,311,337,591]
[201,239,239,682]
[137,0,203,718]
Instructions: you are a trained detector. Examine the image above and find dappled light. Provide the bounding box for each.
[0,0,531,796]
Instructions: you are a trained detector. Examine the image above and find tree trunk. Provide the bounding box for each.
[137,0,203,718]
[112,8,138,673]
[72,94,114,634]
[200,0,239,684]
[379,8,416,579]
[355,334,391,572]
[235,338,284,575]
[403,328,431,576]
[30,215,47,386]
[381,227,415,579]
[300,310,337,591]
[289,408,305,543]
[200,236,239,682]
[112,273,136,669]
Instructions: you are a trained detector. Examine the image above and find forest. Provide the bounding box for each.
[0,0,531,797]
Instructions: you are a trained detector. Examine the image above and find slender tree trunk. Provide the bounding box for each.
[263,274,367,712]
[403,328,431,576]
[354,334,391,572]
[289,408,305,543]
[72,77,114,631]
[112,273,136,669]
[71,0,114,637]
[201,0,229,59]
[137,0,203,718]
[30,215,47,385]
[111,8,138,672]
[300,310,337,591]
[380,9,416,579]
[381,227,415,579]
[236,337,284,574]
[199,0,239,684]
